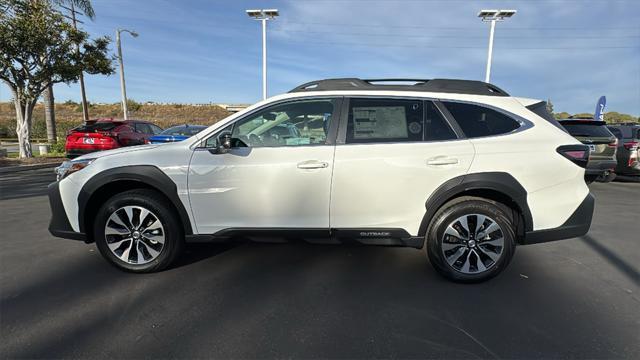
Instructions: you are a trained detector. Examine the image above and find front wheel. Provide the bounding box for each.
[425,197,516,283]
[94,189,183,272]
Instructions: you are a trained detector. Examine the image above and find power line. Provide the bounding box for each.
[279,39,639,50]
[280,21,640,31]
[271,28,640,40]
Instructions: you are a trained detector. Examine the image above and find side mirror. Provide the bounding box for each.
[214,132,232,154]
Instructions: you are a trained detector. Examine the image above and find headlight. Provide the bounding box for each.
[55,158,95,181]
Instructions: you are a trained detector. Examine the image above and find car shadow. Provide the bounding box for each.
[580,234,639,284]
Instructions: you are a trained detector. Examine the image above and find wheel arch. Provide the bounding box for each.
[418,172,533,244]
[78,165,193,242]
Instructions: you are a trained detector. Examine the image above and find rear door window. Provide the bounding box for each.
[135,123,154,134]
[346,98,423,143]
[442,102,520,138]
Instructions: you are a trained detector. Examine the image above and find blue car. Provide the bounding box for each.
[148,125,207,144]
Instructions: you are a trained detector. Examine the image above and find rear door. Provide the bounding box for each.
[330,97,475,236]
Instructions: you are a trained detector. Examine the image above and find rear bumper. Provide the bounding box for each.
[585,160,617,175]
[522,193,594,245]
[48,181,87,241]
[66,148,101,159]
[66,145,118,158]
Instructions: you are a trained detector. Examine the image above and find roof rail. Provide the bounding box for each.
[289,78,509,97]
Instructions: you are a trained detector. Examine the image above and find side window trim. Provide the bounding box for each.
[337,96,463,145]
[336,97,350,145]
[199,96,343,149]
[440,99,534,139]
[433,100,466,140]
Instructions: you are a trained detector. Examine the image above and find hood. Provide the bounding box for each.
[75,144,159,161]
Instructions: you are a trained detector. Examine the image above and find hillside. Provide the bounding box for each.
[0,101,232,139]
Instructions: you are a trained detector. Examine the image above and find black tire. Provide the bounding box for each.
[596,172,616,183]
[94,189,183,273]
[425,197,516,283]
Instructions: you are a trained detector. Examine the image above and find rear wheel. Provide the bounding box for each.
[94,189,183,272]
[425,197,516,283]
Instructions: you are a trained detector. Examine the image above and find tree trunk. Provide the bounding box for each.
[14,96,35,158]
[43,83,57,143]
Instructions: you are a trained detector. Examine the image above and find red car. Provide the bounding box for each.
[65,118,163,158]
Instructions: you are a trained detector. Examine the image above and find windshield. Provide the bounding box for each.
[161,126,205,136]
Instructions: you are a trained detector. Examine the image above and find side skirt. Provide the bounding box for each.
[185,228,424,248]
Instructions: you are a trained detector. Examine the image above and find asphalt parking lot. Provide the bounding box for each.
[1,167,638,359]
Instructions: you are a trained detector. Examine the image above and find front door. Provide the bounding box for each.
[187,98,341,234]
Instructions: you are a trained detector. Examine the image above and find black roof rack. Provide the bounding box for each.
[289,78,509,97]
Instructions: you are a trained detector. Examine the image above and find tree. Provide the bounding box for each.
[0,0,113,157]
[546,98,554,114]
[41,0,96,144]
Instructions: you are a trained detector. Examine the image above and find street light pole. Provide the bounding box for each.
[478,9,516,83]
[485,19,496,83]
[262,17,267,100]
[116,28,138,120]
[246,9,279,100]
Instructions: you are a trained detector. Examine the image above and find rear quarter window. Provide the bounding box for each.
[526,101,566,132]
[442,102,520,138]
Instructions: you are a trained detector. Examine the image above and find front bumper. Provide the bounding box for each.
[522,193,594,245]
[48,181,86,241]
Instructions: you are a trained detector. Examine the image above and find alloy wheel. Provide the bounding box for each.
[441,213,505,274]
[104,206,165,265]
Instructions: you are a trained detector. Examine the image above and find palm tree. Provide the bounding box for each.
[42,0,95,144]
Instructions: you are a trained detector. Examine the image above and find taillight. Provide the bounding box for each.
[608,138,618,148]
[557,145,590,168]
[623,141,638,150]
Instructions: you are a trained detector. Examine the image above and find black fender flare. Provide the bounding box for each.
[77,165,193,235]
[418,172,533,237]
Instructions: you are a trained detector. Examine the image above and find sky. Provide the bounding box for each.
[1,0,639,115]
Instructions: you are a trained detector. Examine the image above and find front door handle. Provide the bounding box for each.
[427,157,459,166]
[297,160,329,169]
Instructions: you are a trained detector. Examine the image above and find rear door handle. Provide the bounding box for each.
[427,157,459,166]
[297,160,329,169]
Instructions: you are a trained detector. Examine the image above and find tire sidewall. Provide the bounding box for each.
[94,190,182,272]
[427,199,515,283]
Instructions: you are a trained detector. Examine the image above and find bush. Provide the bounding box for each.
[49,140,66,154]
[127,99,142,112]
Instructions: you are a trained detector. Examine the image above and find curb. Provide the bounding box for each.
[0,162,60,175]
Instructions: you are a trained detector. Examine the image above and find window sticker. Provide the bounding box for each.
[352,106,408,139]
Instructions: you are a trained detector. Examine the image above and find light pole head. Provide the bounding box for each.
[478,9,516,21]
[246,9,279,20]
[118,28,139,37]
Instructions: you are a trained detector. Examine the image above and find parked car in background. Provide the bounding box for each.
[65,118,163,158]
[148,125,207,144]
[607,123,640,179]
[559,118,617,183]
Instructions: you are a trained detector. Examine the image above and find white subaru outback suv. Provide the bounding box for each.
[49,78,594,282]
